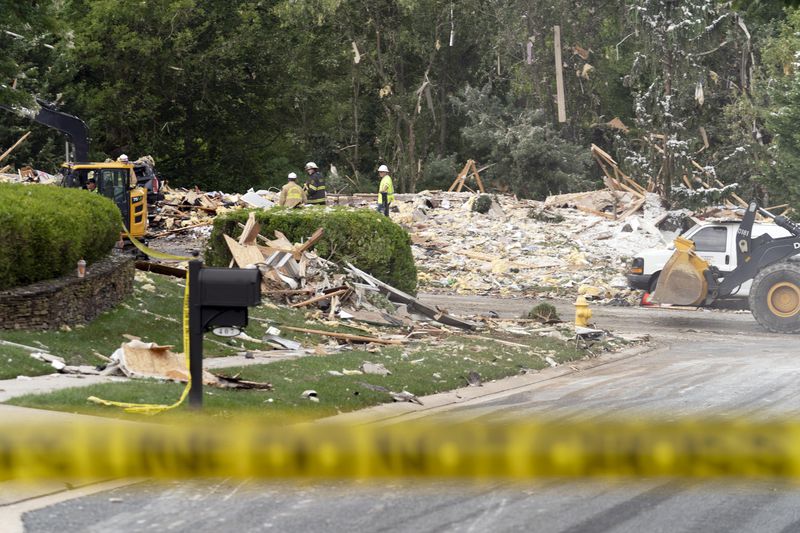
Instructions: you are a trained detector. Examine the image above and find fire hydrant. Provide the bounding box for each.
[574,295,592,327]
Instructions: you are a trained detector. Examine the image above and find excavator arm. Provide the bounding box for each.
[0,98,89,162]
[705,202,800,304]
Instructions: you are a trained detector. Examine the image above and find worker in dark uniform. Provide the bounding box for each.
[303,161,326,205]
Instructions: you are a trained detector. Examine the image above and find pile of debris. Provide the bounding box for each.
[386,190,665,303]
[148,185,283,236]
[221,213,477,332]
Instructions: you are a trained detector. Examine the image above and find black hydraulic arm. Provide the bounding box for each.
[709,201,800,301]
[0,99,89,161]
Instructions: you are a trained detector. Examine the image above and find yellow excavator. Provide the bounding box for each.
[653,201,800,333]
[1,99,148,238]
[61,161,147,238]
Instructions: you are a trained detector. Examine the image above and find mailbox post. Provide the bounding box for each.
[187,260,261,408]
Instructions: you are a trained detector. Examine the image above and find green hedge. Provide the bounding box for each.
[206,207,418,294]
[0,184,122,290]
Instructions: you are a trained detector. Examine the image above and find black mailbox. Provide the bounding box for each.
[187,261,262,407]
[197,267,261,329]
[199,268,261,307]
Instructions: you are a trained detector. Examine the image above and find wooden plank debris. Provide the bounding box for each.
[135,261,187,278]
[448,159,485,193]
[0,132,31,164]
[289,288,349,308]
[346,262,477,330]
[554,26,567,123]
[224,234,265,267]
[281,326,403,345]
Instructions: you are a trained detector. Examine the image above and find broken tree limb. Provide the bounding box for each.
[0,131,31,164]
[281,326,403,345]
[289,288,349,308]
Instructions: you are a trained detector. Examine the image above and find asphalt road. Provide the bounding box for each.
[20,297,800,533]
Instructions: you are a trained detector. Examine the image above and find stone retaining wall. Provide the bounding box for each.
[0,254,134,330]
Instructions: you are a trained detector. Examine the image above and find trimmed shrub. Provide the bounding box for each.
[0,184,122,290]
[525,303,560,323]
[472,194,493,214]
[206,207,418,294]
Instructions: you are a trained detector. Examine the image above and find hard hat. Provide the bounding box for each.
[305,162,318,170]
[378,164,390,173]
[117,154,129,163]
[288,172,297,180]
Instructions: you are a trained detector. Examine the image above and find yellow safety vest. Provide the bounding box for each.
[286,182,303,201]
[378,175,395,203]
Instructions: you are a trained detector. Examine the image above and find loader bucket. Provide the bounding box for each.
[651,236,710,306]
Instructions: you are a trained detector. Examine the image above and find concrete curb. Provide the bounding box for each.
[323,341,658,426]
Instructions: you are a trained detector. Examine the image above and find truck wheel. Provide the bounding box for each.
[749,262,800,333]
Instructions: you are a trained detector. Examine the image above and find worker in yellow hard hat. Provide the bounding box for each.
[376,164,394,216]
[278,172,306,208]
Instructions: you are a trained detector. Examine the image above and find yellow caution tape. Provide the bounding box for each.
[124,230,194,262]
[87,233,193,414]
[3,419,800,480]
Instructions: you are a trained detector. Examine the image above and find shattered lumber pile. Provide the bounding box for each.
[222,213,476,331]
[544,145,650,220]
[148,185,282,237]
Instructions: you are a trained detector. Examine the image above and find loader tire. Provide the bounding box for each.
[749,262,800,334]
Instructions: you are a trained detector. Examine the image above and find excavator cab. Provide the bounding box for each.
[62,162,148,238]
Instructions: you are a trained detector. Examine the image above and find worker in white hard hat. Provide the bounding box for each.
[117,154,129,163]
[376,164,394,216]
[279,172,306,208]
[303,161,326,205]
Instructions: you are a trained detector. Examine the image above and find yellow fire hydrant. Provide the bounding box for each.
[574,295,592,327]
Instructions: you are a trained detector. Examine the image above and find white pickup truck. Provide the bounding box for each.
[627,221,796,296]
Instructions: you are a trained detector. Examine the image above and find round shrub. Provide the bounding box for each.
[472,194,493,214]
[206,207,418,294]
[0,184,122,290]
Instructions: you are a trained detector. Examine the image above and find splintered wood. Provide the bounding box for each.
[544,144,653,221]
[448,159,486,193]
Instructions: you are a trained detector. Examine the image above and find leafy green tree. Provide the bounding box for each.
[760,8,800,209]
[454,85,592,199]
[622,0,752,202]
[0,0,59,107]
[57,0,298,190]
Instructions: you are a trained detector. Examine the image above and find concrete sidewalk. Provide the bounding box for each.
[0,349,306,403]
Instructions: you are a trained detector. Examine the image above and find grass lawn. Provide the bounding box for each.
[7,325,630,423]
[0,344,52,380]
[3,270,637,423]
[0,271,368,379]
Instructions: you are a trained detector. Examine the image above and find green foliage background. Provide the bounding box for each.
[3,1,800,210]
[0,184,121,289]
[206,207,418,294]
